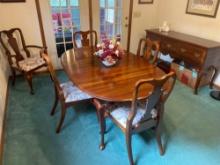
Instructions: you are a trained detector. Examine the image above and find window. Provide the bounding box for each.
[100,0,122,40]
[50,0,80,57]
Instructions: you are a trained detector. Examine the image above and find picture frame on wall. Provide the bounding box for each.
[186,0,220,17]
[0,0,25,2]
[138,0,153,4]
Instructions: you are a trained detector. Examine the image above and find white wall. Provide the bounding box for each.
[157,0,220,85]
[0,49,10,145]
[130,0,159,53]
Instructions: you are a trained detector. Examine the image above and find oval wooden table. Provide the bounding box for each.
[61,47,166,102]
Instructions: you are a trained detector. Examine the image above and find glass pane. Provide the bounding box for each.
[50,0,59,6]
[107,0,115,8]
[71,8,80,19]
[50,0,81,57]
[100,0,105,8]
[72,18,80,27]
[55,28,64,44]
[50,0,67,7]
[106,9,114,23]
[73,26,80,33]
[64,28,73,42]
[70,0,79,7]
[56,44,65,57]
[65,43,74,51]
[60,0,67,6]
[107,24,113,37]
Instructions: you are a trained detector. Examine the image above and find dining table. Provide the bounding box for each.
[61,47,167,102]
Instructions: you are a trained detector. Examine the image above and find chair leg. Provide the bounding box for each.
[98,108,105,150]
[126,132,134,165]
[156,129,164,155]
[56,104,67,134]
[25,73,34,94]
[51,87,59,116]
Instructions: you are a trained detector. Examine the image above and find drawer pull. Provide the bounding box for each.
[180,48,186,53]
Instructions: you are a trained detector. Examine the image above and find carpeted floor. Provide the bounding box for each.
[2,71,220,165]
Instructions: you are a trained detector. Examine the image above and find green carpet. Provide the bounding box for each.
[2,71,220,165]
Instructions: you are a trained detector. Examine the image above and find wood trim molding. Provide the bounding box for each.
[127,0,134,53]
[0,77,10,165]
[88,0,93,31]
[35,0,47,49]
[88,0,94,46]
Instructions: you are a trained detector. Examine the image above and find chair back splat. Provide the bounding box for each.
[136,38,160,64]
[73,30,98,48]
[129,71,176,132]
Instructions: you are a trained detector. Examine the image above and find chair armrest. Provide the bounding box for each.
[24,45,47,58]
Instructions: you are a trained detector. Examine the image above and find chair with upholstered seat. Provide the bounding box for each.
[41,52,92,133]
[136,38,160,64]
[73,30,98,48]
[93,71,176,165]
[0,28,47,94]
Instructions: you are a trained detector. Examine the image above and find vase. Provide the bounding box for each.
[101,60,117,67]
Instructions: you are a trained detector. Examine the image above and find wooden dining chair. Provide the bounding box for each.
[41,52,92,133]
[73,30,98,48]
[0,28,47,94]
[93,71,176,165]
[136,38,160,64]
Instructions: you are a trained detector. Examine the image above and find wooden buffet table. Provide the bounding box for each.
[146,29,220,94]
[61,47,166,102]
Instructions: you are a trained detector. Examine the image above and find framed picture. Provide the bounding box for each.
[186,0,220,17]
[138,0,153,4]
[0,0,25,2]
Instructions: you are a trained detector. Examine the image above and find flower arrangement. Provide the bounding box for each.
[94,38,124,66]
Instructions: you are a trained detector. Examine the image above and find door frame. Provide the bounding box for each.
[88,0,133,52]
[35,0,134,53]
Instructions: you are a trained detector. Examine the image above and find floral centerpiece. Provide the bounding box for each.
[94,38,124,67]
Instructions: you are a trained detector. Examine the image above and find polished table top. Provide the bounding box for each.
[61,47,166,102]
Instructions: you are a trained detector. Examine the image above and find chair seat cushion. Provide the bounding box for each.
[110,103,157,128]
[60,81,92,103]
[13,57,45,71]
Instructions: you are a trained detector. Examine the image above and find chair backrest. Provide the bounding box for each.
[73,30,98,48]
[136,38,160,64]
[128,71,176,129]
[0,28,30,66]
[41,52,65,101]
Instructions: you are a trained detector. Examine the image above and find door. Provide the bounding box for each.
[95,0,130,50]
[49,0,81,57]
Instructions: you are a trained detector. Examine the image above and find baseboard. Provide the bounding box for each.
[0,77,10,165]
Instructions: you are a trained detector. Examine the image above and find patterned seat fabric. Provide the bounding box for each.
[110,103,157,128]
[12,56,45,72]
[60,81,92,103]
